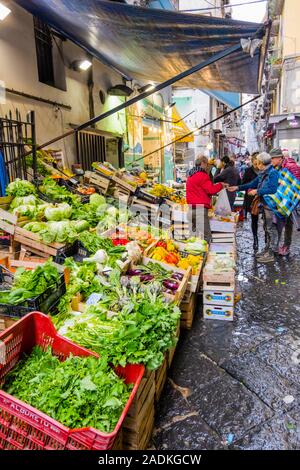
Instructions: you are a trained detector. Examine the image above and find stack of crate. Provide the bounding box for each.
[203,244,236,321]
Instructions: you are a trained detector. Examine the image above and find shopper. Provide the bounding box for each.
[270,148,300,256]
[186,156,227,242]
[214,156,241,210]
[228,152,280,263]
[241,152,260,249]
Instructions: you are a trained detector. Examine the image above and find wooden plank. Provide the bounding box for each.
[167,322,180,368]
[155,357,167,403]
[0,208,17,225]
[14,234,58,257]
[0,220,15,235]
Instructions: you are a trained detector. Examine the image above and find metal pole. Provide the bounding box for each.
[22,42,242,157]
[29,111,37,181]
[128,95,260,166]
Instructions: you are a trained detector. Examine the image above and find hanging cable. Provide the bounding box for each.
[181,0,267,13]
[127,95,260,166]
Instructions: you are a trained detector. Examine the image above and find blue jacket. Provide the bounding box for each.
[239,165,280,198]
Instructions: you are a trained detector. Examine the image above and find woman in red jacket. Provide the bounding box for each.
[186,156,227,242]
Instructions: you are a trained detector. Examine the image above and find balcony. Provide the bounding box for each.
[269,78,279,90]
[270,64,282,79]
[271,18,280,36]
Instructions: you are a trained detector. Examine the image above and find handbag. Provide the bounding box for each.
[250,195,260,216]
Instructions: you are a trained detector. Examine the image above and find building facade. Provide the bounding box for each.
[263,0,300,160]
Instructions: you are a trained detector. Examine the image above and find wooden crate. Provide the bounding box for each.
[0,196,13,211]
[167,321,180,368]
[123,370,155,450]
[0,209,17,235]
[112,174,137,194]
[111,429,123,450]
[143,242,202,294]
[203,267,235,291]
[155,356,168,403]
[84,171,111,194]
[13,227,66,259]
[180,293,197,329]
[0,316,17,332]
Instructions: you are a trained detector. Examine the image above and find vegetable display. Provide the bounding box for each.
[39,177,81,206]
[0,260,60,305]
[123,262,184,295]
[149,240,204,274]
[56,271,181,370]
[2,347,132,433]
[24,219,90,244]
[6,179,37,197]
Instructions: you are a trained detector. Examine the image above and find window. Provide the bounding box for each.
[33,17,66,90]
[34,17,55,86]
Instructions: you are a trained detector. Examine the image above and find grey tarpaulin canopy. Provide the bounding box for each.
[14,0,269,94]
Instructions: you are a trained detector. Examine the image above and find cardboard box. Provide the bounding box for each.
[203,304,234,321]
[203,289,234,306]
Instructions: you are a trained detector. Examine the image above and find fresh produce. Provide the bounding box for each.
[6,179,37,197]
[150,184,186,204]
[207,254,235,272]
[44,203,72,221]
[124,262,183,293]
[149,240,203,274]
[78,231,125,257]
[2,346,132,433]
[39,177,81,207]
[58,270,181,369]
[24,219,90,244]
[0,260,60,305]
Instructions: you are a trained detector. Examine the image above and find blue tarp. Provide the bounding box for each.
[15,0,268,93]
[204,90,241,109]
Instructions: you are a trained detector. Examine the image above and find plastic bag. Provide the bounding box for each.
[214,189,232,216]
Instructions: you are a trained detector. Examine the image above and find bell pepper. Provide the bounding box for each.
[166,241,176,252]
[164,252,179,265]
[178,259,190,270]
[156,240,167,249]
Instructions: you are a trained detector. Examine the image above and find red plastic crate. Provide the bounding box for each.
[0,312,144,450]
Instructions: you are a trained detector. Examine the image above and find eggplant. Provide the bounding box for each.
[140,274,154,283]
[127,268,145,276]
[164,288,174,295]
[162,279,179,291]
[171,272,184,281]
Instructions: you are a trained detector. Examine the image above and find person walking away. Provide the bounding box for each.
[241,153,259,249]
[228,152,280,263]
[271,148,300,256]
[186,156,227,242]
[214,156,241,210]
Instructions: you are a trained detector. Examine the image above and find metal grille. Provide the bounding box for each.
[0,110,35,184]
[76,131,106,170]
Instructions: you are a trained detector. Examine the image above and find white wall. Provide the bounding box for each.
[0,3,127,165]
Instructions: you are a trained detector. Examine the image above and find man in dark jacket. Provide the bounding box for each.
[241,152,259,249]
[214,156,241,209]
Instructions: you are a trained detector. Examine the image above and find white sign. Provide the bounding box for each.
[0,80,5,104]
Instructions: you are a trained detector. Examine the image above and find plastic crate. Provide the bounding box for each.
[0,273,66,319]
[54,242,78,264]
[0,312,144,450]
[135,187,164,206]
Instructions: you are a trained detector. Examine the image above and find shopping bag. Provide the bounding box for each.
[264,169,300,218]
[214,189,232,216]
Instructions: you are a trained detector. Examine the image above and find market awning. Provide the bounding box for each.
[14,0,269,94]
[204,90,241,110]
[171,106,193,143]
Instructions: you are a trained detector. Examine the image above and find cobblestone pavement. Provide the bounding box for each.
[153,219,300,450]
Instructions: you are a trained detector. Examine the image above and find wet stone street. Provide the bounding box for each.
[152,220,300,450]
